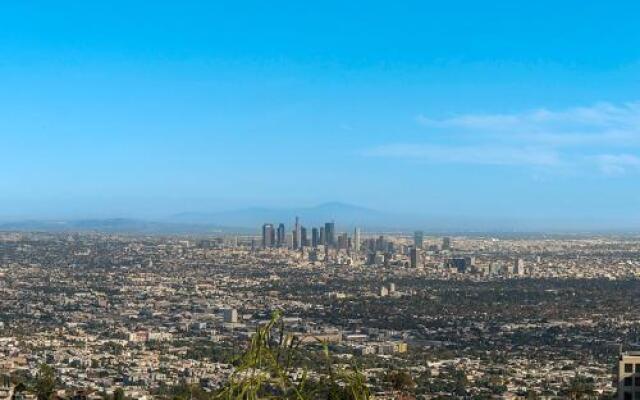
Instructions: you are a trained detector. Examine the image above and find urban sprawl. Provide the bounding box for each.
[1,219,640,400]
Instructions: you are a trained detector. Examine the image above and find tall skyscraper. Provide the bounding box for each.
[353,228,361,253]
[319,227,325,245]
[270,228,276,248]
[311,227,319,247]
[262,224,275,248]
[325,222,336,248]
[367,238,376,252]
[414,230,424,250]
[294,216,301,250]
[376,235,385,252]
[301,226,308,248]
[442,237,451,251]
[337,233,348,250]
[277,223,286,247]
[410,247,420,268]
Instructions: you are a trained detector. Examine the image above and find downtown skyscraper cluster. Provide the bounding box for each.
[262,218,359,251]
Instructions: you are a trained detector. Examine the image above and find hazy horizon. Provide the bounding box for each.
[0,199,638,233]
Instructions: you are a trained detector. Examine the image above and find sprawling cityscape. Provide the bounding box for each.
[1,218,640,399]
[3,1,640,399]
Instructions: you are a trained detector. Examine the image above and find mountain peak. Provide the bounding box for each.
[166,202,388,228]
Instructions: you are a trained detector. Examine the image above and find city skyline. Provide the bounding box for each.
[2,3,640,399]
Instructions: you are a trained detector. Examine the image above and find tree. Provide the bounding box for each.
[565,375,596,400]
[214,312,370,400]
[11,382,27,400]
[386,370,415,393]
[113,388,125,400]
[34,364,56,400]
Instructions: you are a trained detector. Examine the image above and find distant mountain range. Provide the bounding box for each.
[0,203,399,234]
[166,202,405,230]
[0,218,236,235]
[1,202,635,234]
[164,202,551,233]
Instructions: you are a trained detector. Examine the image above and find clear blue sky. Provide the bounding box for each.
[1,1,640,227]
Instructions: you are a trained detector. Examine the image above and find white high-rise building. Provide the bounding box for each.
[294,216,301,250]
[353,227,361,253]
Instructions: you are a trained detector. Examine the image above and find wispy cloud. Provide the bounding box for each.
[364,102,640,174]
[363,144,560,167]
[593,154,640,175]
[416,102,640,147]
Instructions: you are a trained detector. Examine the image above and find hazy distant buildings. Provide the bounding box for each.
[262,219,345,251]
[354,228,361,253]
[294,217,301,250]
[410,247,420,268]
[414,231,424,250]
[338,233,348,250]
[325,222,336,247]
[448,257,474,273]
[376,236,386,252]
[442,237,451,251]
[262,224,275,248]
[277,223,286,247]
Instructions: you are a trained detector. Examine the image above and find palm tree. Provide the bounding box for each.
[215,312,370,400]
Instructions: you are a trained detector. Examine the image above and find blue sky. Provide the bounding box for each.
[1,1,640,228]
